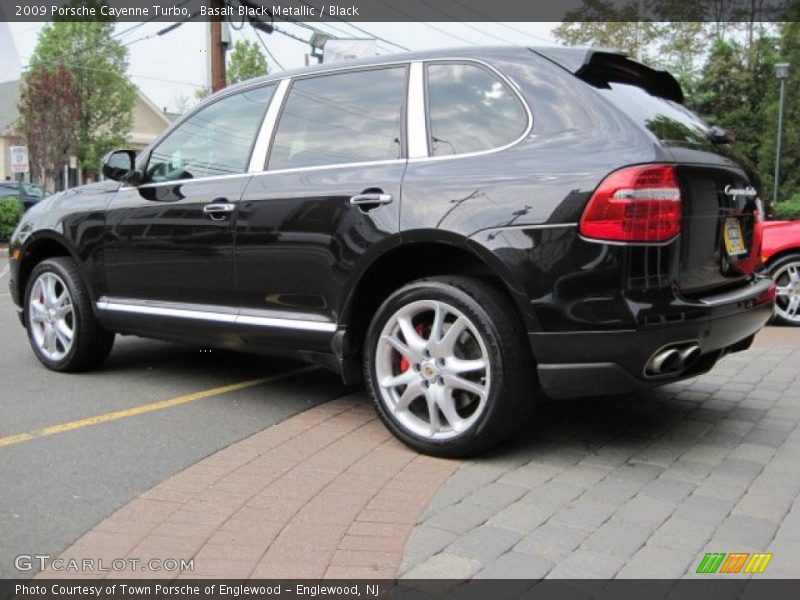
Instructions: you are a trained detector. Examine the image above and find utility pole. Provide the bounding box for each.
[773,63,790,205]
[209,0,226,92]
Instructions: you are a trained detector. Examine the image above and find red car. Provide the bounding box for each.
[763,220,800,325]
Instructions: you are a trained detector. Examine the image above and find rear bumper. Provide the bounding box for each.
[531,277,774,399]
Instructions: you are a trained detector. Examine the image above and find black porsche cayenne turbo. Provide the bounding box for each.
[7,47,775,456]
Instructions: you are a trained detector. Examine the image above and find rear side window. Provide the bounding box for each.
[426,63,527,156]
[595,82,711,148]
[268,67,406,170]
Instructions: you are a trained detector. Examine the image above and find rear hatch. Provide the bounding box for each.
[534,48,762,294]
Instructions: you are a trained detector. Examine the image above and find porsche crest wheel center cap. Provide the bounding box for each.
[420,361,438,381]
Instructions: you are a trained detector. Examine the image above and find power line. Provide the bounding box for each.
[368,0,478,46]
[444,0,555,44]
[291,0,410,51]
[21,57,205,89]
[412,0,513,46]
[271,24,311,45]
[113,0,192,40]
[276,18,395,55]
[252,28,285,70]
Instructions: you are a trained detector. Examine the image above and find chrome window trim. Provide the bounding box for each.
[407,61,428,159]
[253,158,406,178]
[97,298,337,333]
[248,78,291,173]
[119,57,532,191]
[120,171,252,191]
[415,58,533,163]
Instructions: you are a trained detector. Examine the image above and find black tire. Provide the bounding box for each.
[768,252,800,327]
[24,257,115,372]
[363,276,535,458]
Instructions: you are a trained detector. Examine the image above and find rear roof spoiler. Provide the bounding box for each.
[529,46,684,104]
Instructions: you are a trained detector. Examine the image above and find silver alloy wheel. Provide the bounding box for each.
[774,261,800,324]
[375,299,491,440]
[28,272,76,361]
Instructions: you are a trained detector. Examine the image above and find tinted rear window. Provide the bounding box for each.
[594,82,712,149]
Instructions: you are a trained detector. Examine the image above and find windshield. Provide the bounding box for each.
[21,183,45,198]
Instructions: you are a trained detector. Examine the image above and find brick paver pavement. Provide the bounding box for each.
[402,329,800,579]
[37,396,458,579]
[36,327,800,580]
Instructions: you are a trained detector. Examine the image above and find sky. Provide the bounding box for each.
[7,21,559,114]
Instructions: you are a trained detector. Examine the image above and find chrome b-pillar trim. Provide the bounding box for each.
[407,61,429,160]
[248,78,291,173]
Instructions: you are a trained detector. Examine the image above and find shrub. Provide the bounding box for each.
[773,193,800,221]
[0,197,23,241]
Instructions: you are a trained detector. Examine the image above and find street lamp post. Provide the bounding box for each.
[774,62,790,206]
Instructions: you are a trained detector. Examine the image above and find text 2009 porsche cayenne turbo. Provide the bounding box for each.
[8,47,775,456]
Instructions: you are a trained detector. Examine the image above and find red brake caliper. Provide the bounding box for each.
[399,323,426,372]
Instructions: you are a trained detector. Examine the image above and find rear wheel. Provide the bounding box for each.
[363,276,534,457]
[25,257,115,371]
[770,253,800,326]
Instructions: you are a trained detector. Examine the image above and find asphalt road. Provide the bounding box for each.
[0,253,347,578]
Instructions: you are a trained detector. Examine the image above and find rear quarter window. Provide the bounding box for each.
[426,62,528,156]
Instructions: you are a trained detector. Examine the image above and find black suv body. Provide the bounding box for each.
[7,47,774,456]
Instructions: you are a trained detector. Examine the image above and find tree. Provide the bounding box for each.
[17,65,82,191]
[227,40,268,84]
[553,0,662,62]
[28,2,136,176]
[759,20,800,203]
[691,37,776,186]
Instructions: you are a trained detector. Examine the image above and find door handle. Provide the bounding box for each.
[350,193,393,206]
[203,202,236,220]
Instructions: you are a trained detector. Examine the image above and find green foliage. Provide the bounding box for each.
[759,20,800,203]
[0,198,23,242]
[553,0,661,61]
[227,40,268,85]
[28,12,136,174]
[774,193,800,221]
[553,0,793,202]
[553,0,707,72]
[693,37,778,181]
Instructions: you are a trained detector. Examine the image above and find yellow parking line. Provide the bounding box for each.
[0,366,316,448]
[0,433,35,447]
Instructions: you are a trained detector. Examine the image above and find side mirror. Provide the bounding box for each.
[101,150,140,183]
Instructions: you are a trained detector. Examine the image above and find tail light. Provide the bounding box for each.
[579,165,682,243]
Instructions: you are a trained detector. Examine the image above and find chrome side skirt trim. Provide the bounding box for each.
[235,314,336,332]
[96,298,337,333]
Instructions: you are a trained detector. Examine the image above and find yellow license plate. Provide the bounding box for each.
[723,218,747,256]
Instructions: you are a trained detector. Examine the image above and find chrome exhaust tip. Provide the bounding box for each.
[645,342,702,377]
[678,344,701,368]
[649,348,682,375]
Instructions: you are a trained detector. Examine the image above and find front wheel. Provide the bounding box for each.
[363,276,534,457]
[770,253,800,326]
[25,257,115,371]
